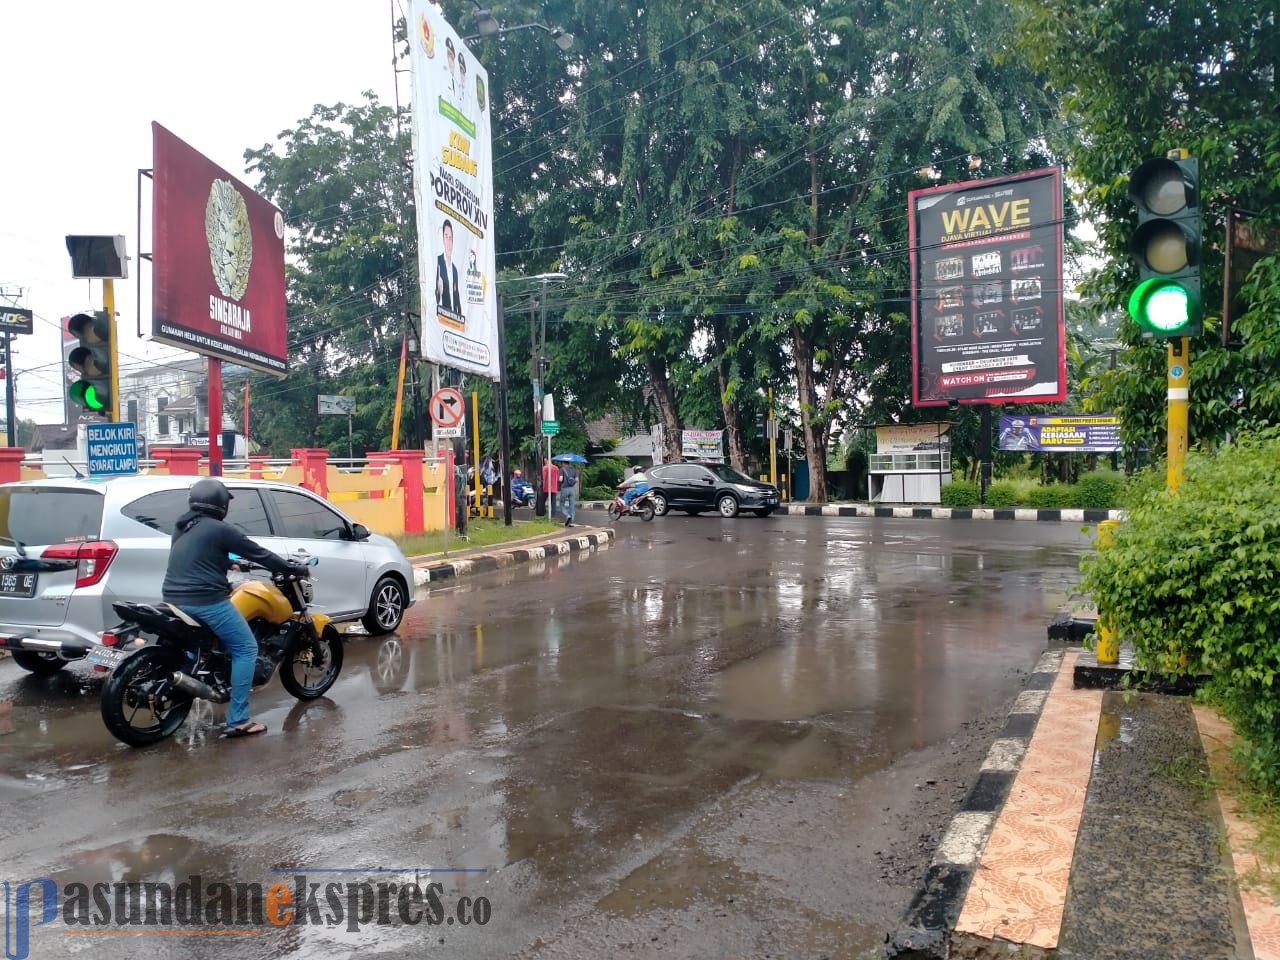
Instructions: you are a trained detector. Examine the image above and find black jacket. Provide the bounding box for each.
[161,510,297,606]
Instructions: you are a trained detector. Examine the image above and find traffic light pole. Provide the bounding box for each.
[104,279,120,423]
[1168,338,1189,492]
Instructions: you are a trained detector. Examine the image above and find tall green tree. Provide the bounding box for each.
[1010,0,1280,451]
[238,96,417,455]
[466,0,1061,497]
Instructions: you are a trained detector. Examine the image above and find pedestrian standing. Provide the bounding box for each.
[560,464,579,527]
[541,460,562,518]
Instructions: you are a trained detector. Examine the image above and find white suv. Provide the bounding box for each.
[0,475,416,674]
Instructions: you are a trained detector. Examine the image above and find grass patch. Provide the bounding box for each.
[1214,748,1280,900]
[396,517,567,559]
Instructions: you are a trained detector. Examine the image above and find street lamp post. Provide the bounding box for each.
[465,13,574,51]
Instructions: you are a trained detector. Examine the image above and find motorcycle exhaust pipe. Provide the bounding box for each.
[168,671,228,703]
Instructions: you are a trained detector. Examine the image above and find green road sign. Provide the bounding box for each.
[541,420,560,435]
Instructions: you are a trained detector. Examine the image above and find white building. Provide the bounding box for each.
[119,358,208,453]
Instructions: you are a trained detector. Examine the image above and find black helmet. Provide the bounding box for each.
[189,477,233,520]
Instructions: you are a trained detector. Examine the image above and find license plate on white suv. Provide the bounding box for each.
[0,572,37,598]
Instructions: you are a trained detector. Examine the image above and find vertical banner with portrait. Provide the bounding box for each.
[908,168,1066,407]
[408,1,499,381]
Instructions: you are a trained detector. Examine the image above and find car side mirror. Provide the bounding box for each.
[350,522,371,541]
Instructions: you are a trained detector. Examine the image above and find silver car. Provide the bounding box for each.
[0,475,416,674]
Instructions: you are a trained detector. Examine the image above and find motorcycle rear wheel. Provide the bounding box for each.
[280,625,344,700]
[638,502,656,521]
[101,647,193,747]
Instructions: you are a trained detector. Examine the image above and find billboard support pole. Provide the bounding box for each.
[979,404,993,504]
[3,334,14,447]
[208,358,222,476]
[497,294,512,526]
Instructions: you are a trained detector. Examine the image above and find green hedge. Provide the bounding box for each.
[1072,471,1124,509]
[984,481,1019,507]
[582,485,615,502]
[1081,432,1280,790]
[935,472,1123,508]
[941,480,979,506]
[1027,485,1072,509]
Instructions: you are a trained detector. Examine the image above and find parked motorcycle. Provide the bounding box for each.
[607,487,657,522]
[98,556,343,747]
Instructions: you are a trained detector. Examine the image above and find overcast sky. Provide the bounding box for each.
[0,1,405,423]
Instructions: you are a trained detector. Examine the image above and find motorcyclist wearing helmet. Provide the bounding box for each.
[621,465,649,510]
[161,477,309,739]
[510,469,533,505]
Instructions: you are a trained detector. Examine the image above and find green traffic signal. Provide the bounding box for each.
[1128,278,1195,335]
[1126,154,1202,338]
[69,380,108,412]
[67,310,115,417]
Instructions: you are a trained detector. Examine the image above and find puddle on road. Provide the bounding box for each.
[45,833,238,887]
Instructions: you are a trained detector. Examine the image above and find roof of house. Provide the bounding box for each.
[28,423,78,452]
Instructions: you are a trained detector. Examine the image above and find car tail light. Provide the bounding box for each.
[42,541,119,589]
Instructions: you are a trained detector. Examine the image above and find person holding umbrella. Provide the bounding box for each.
[552,453,587,527]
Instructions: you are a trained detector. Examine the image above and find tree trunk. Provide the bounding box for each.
[646,357,683,463]
[792,325,827,502]
[711,317,746,469]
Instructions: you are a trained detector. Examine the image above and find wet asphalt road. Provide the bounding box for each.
[0,514,1093,959]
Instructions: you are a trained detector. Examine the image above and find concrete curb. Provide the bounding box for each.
[580,501,1124,522]
[410,527,616,587]
[885,649,1065,959]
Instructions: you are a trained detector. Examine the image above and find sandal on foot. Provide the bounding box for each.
[223,721,267,738]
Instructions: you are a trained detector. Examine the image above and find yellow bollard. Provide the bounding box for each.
[1095,520,1121,665]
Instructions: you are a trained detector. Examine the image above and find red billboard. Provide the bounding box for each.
[909,168,1065,406]
[151,123,288,376]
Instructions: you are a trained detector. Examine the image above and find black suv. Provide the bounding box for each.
[645,462,780,518]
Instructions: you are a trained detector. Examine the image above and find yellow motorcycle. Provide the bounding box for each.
[99,558,343,747]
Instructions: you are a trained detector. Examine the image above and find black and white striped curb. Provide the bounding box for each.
[581,501,1122,522]
[412,528,615,587]
[779,504,1124,522]
[885,649,1064,959]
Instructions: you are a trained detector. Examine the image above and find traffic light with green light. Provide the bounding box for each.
[67,311,114,417]
[1127,154,1202,337]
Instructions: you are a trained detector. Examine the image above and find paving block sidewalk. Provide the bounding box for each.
[889,650,1280,960]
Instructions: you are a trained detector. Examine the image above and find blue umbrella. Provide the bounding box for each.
[552,453,588,464]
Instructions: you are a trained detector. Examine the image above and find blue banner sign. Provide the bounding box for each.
[998,414,1121,453]
[86,421,139,477]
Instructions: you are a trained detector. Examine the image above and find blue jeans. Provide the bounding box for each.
[561,486,577,522]
[177,598,257,727]
[622,486,646,508]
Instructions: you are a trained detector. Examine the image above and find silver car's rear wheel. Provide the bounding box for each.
[11,650,67,675]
